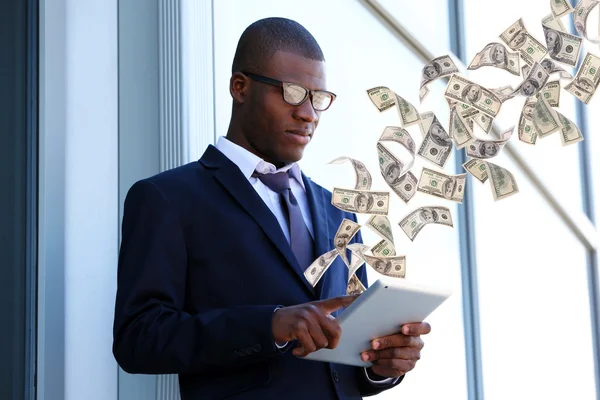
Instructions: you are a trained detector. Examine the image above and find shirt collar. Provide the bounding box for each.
[215,136,305,190]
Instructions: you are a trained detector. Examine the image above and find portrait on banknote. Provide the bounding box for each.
[420,208,438,223]
[462,84,482,103]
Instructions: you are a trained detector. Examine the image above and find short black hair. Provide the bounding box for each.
[231,17,325,74]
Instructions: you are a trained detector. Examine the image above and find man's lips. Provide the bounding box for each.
[285,130,312,145]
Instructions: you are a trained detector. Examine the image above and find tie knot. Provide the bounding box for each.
[254,171,291,194]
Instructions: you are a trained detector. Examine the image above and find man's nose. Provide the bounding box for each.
[292,97,319,122]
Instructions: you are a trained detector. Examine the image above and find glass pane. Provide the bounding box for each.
[472,151,597,399]
[462,0,584,212]
[212,1,468,398]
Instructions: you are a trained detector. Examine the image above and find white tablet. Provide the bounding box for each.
[302,278,452,367]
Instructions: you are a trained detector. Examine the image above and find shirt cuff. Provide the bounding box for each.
[363,367,401,385]
[273,307,290,351]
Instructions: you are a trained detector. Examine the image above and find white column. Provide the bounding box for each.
[38,0,119,399]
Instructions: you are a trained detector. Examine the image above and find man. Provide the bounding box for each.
[545,29,562,57]
[113,17,430,400]
[383,162,402,185]
[354,194,372,213]
[462,83,482,103]
[520,79,540,97]
[429,121,451,147]
[421,61,441,82]
[490,43,507,66]
[479,142,499,158]
[419,208,437,223]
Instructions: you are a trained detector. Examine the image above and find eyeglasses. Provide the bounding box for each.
[241,71,337,111]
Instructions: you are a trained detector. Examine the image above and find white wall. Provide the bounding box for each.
[38,0,119,399]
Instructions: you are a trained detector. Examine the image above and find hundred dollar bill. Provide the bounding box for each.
[379,126,416,171]
[543,13,568,32]
[537,80,561,107]
[371,239,396,257]
[472,111,494,134]
[363,254,407,279]
[367,86,421,127]
[347,243,370,278]
[444,74,502,117]
[418,111,436,137]
[399,206,453,241]
[540,58,573,79]
[462,159,488,183]
[333,218,361,267]
[346,273,367,296]
[417,168,467,203]
[490,85,517,103]
[533,96,564,138]
[420,55,460,102]
[332,188,390,215]
[416,114,453,168]
[574,0,600,45]
[466,126,514,159]
[551,0,574,18]
[565,52,600,104]
[366,215,394,244]
[328,156,372,190]
[500,18,548,66]
[377,142,418,203]
[304,249,338,287]
[511,62,550,98]
[449,106,475,149]
[542,24,583,67]
[486,161,519,201]
[557,111,584,146]
[468,42,521,76]
[518,98,539,145]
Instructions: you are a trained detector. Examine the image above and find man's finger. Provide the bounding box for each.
[401,322,431,336]
[314,294,359,314]
[292,326,316,357]
[361,346,420,362]
[371,357,416,374]
[372,334,422,350]
[317,313,343,349]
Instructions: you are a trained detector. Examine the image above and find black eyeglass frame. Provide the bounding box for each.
[241,71,337,111]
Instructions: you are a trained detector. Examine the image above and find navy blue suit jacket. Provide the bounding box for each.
[113,145,400,399]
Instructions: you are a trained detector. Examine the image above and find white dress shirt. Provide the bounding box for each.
[215,136,314,242]
[214,136,397,385]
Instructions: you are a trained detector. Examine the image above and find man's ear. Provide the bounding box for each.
[230,72,249,104]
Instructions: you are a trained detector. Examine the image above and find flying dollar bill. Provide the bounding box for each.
[367,86,421,127]
[417,168,467,203]
[363,254,407,279]
[518,98,539,145]
[466,126,514,159]
[565,52,600,104]
[366,215,394,244]
[304,249,339,287]
[557,111,584,146]
[537,80,561,107]
[420,55,460,102]
[399,206,453,241]
[574,0,600,45]
[472,111,494,134]
[511,62,550,98]
[444,74,502,117]
[533,96,564,138]
[332,188,390,215]
[462,159,488,183]
[347,243,370,278]
[449,106,476,149]
[379,126,416,171]
[490,85,517,103]
[486,161,519,201]
[333,219,361,267]
[376,142,418,203]
[370,239,396,257]
[543,13,567,33]
[551,0,574,18]
[542,22,583,67]
[500,18,548,66]
[416,113,453,168]
[418,111,436,137]
[346,273,367,295]
[468,42,521,76]
[540,58,573,79]
[328,156,373,190]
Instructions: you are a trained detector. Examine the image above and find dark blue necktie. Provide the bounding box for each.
[254,171,315,272]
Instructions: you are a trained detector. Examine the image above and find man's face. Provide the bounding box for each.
[578,78,594,93]
[523,104,535,119]
[509,32,526,48]
[541,60,553,73]
[521,80,536,96]
[356,196,368,211]
[467,86,480,102]
[421,210,434,222]
[385,165,400,183]
[493,45,505,63]
[431,123,445,138]
[483,143,496,155]
[546,30,559,51]
[423,65,438,80]
[237,51,326,166]
[444,180,455,197]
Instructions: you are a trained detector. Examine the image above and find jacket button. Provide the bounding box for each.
[332,369,339,382]
[253,344,262,352]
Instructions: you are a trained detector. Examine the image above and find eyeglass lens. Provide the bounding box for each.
[282,83,333,111]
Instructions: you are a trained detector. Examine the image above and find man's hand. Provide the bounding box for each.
[272,295,359,357]
[360,322,431,378]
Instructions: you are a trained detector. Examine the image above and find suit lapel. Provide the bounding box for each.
[303,175,337,299]
[200,146,316,298]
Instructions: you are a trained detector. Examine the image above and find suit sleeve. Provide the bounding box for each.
[347,212,405,395]
[113,180,283,375]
